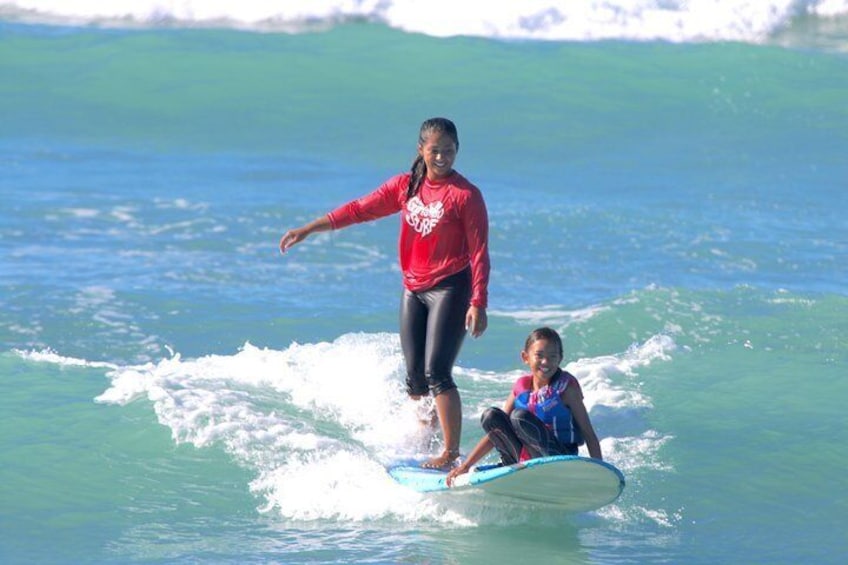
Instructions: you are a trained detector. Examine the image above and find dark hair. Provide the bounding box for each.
[406,117,459,201]
[524,327,564,357]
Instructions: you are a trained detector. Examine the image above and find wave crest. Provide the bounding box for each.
[4,0,848,43]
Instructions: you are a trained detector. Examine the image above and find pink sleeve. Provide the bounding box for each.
[327,175,406,229]
[462,187,490,308]
[512,375,531,396]
[563,372,584,398]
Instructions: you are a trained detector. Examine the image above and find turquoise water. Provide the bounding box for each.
[2,4,848,563]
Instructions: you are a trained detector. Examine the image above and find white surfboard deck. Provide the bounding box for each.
[388,455,625,512]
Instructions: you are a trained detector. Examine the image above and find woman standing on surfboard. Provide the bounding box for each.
[279,117,490,471]
[446,327,602,485]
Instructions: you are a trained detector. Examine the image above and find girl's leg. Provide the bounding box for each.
[510,409,576,458]
[480,407,523,465]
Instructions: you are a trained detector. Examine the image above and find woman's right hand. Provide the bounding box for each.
[279,216,332,255]
[279,227,308,254]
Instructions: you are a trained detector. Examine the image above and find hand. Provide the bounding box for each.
[279,227,308,255]
[465,306,488,338]
[280,216,332,255]
[445,464,469,487]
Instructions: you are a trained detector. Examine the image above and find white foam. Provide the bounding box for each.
[566,335,675,412]
[19,330,675,522]
[67,207,100,218]
[16,347,117,369]
[491,303,609,328]
[5,0,847,43]
[251,451,453,522]
[85,334,458,520]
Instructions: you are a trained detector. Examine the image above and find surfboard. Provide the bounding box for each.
[388,455,625,512]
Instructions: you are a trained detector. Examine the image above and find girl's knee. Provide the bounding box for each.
[481,406,506,428]
[510,408,531,425]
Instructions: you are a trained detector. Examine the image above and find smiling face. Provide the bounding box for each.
[521,337,563,385]
[418,131,458,181]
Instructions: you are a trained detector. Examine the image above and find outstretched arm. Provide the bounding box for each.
[279,215,332,254]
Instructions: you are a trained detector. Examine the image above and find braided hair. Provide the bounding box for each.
[406,117,459,201]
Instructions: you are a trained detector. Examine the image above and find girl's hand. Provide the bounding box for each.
[446,464,469,487]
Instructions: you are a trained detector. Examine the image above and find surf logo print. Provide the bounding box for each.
[528,378,567,413]
[405,196,444,236]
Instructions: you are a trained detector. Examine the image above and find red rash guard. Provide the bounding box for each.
[327,171,490,308]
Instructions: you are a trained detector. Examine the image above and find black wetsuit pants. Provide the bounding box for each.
[400,268,471,397]
[481,406,578,465]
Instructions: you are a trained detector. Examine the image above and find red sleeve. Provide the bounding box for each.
[462,185,490,308]
[327,175,406,229]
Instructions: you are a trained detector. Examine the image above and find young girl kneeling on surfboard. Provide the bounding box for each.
[447,327,602,485]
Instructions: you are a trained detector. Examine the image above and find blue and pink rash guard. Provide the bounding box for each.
[512,370,586,460]
[327,171,490,308]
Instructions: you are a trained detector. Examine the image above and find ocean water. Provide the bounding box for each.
[2,1,847,563]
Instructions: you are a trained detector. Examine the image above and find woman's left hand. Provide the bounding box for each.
[465,306,487,338]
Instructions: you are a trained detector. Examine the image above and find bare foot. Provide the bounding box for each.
[421,449,460,472]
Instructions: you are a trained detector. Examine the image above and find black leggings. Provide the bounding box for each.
[481,407,577,465]
[400,268,471,397]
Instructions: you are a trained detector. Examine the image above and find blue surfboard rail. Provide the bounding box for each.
[388,455,625,511]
